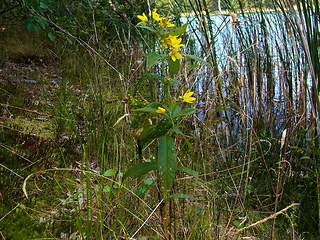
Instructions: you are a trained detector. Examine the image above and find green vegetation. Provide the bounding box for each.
[0,0,319,239]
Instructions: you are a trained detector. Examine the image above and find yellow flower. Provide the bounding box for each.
[169,48,183,62]
[179,89,196,103]
[161,35,174,48]
[156,107,166,113]
[170,37,183,50]
[137,13,149,25]
[149,9,161,22]
[160,18,175,28]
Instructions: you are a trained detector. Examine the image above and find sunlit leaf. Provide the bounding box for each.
[103,169,116,177]
[167,23,187,36]
[172,108,196,119]
[137,22,157,33]
[134,106,158,114]
[103,185,111,192]
[144,178,153,185]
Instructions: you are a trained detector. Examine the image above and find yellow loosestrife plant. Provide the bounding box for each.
[123,9,210,237]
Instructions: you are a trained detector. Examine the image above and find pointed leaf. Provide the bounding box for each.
[139,120,173,146]
[134,106,158,114]
[171,127,184,136]
[188,64,199,71]
[147,52,161,70]
[123,162,158,180]
[173,108,196,119]
[40,2,50,10]
[177,166,198,178]
[158,136,177,190]
[48,32,56,41]
[103,185,111,192]
[66,37,73,45]
[167,23,187,36]
[168,58,180,77]
[171,105,181,117]
[103,169,116,177]
[226,101,239,110]
[185,54,211,67]
[137,22,157,33]
[169,79,182,85]
[144,178,154,185]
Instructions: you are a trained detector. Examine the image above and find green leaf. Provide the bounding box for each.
[216,105,231,112]
[172,105,181,116]
[134,106,158,114]
[66,37,73,45]
[139,120,173,146]
[169,79,182,85]
[177,166,198,178]
[34,15,48,28]
[47,32,56,41]
[167,58,180,77]
[171,127,184,136]
[137,22,157,33]
[185,54,211,67]
[40,2,50,10]
[27,22,41,32]
[103,169,116,177]
[103,185,111,192]
[188,64,199,71]
[172,108,196,119]
[144,178,154,185]
[158,135,177,190]
[232,219,241,227]
[168,193,195,199]
[123,162,158,180]
[167,23,187,36]
[147,52,161,70]
[226,101,239,110]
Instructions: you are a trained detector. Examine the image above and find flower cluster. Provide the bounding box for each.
[137,10,183,62]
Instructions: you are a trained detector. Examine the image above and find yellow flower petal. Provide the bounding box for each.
[149,9,161,22]
[169,49,183,62]
[137,13,149,25]
[156,107,166,113]
[160,17,175,28]
[180,89,196,103]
